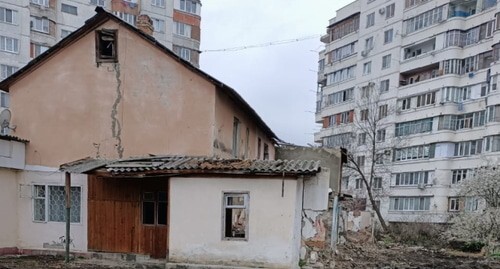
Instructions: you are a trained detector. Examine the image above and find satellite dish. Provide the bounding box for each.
[0,108,11,132]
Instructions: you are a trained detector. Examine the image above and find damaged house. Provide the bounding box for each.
[0,7,341,269]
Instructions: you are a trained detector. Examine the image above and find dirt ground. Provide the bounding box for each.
[333,242,500,269]
[0,247,499,269]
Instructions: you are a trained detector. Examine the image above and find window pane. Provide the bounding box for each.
[227,195,244,206]
[48,186,66,222]
[142,201,155,225]
[225,208,246,238]
[157,202,167,225]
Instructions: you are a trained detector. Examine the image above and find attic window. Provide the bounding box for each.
[96,29,117,62]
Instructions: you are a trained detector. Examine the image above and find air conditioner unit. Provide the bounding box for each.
[417,183,425,189]
[361,50,368,57]
[379,8,385,15]
[368,82,375,87]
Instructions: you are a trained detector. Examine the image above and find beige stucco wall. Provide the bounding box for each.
[16,171,88,252]
[8,19,272,167]
[0,169,19,248]
[169,176,300,269]
[213,90,276,160]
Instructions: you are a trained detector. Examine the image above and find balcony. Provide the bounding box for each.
[400,63,441,87]
[448,0,497,18]
[403,38,436,61]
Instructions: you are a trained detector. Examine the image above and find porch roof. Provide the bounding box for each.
[60,155,321,177]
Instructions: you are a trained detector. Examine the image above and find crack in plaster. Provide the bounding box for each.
[111,63,124,158]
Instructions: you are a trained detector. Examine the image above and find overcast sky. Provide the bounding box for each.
[200,0,354,146]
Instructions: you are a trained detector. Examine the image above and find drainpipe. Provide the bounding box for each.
[331,196,339,250]
[65,172,71,263]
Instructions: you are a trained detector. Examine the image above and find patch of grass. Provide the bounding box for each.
[298,259,307,267]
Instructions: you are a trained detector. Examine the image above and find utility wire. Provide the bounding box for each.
[202,34,321,53]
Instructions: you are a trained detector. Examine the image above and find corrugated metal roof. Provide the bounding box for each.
[61,156,321,175]
[60,157,112,174]
[0,134,29,143]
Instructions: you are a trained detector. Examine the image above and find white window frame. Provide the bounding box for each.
[61,3,77,15]
[32,43,49,58]
[222,192,249,240]
[31,16,49,33]
[180,0,197,14]
[113,11,136,26]
[363,61,372,75]
[389,196,431,211]
[152,17,165,33]
[0,35,19,54]
[152,0,165,8]
[90,0,106,6]
[0,91,10,108]
[179,47,191,61]
[448,197,460,212]
[382,54,391,69]
[366,12,375,28]
[373,177,383,189]
[384,29,393,44]
[174,21,192,38]
[386,3,395,19]
[32,184,82,223]
[0,7,17,25]
[31,0,49,7]
[394,171,429,186]
[0,64,18,80]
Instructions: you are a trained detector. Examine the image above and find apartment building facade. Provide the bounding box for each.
[0,0,201,84]
[316,0,500,223]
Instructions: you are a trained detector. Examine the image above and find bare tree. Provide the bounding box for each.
[339,83,402,232]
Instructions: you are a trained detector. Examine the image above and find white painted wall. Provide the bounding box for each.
[169,176,300,269]
[17,169,87,252]
[0,169,19,248]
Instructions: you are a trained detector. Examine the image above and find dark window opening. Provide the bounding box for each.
[223,193,248,239]
[96,29,117,62]
[142,191,167,225]
[263,143,269,160]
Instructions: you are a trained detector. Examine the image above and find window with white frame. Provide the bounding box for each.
[326,65,355,85]
[378,104,388,119]
[401,98,411,110]
[0,7,17,24]
[323,133,354,148]
[61,29,71,38]
[179,47,191,61]
[375,154,384,164]
[32,43,49,58]
[358,132,367,145]
[113,11,136,25]
[152,0,165,8]
[394,144,434,161]
[451,169,469,184]
[441,86,471,102]
[448,197,460,211]
[174,21,191,37]
[389,196,431,211]
[376,129,386,142]
[360,109,368,121]
[395,118,433,137]
[223,192,248,239]
[394,171,429,186]
[0,35,18,53]
[180,0,197,14]
[61,3,77,15]
[30,0,49,7]
[152,17,165,33]
[366,12,375,28]
[33,185,81,223]
[341,176,349,190]
[328,41,356,62]
[0,91,10,108]
[380,79,390,92]
[403,5,444,34]
[383,29,393,44]
[90,0,106,6]
[356,156,365,167]
[373,177,382,189]
[324,87,353,106]
[0,64,17,80]
[454,139,483,157]
[363,61,371,75]
[30,16,49,33]
[484,135,500,152]
[438,111,485,131]
[382,54,391,69]
[416,92,436,107]
[465,197,479,211]
[364,36,373,51]
[355,178,363,189]
[385,3,395,19]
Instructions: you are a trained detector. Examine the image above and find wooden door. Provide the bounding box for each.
[140,181,168,258]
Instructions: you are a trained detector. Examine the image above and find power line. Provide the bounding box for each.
[202,34,321,53]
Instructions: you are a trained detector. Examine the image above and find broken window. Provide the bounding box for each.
[33,185,81,223]
[223,193,248,240]
[142,191,167,225]
[96,29,117,63]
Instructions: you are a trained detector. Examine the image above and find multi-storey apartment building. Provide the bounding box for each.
[316,0,500,223]
[0,0,201,84]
